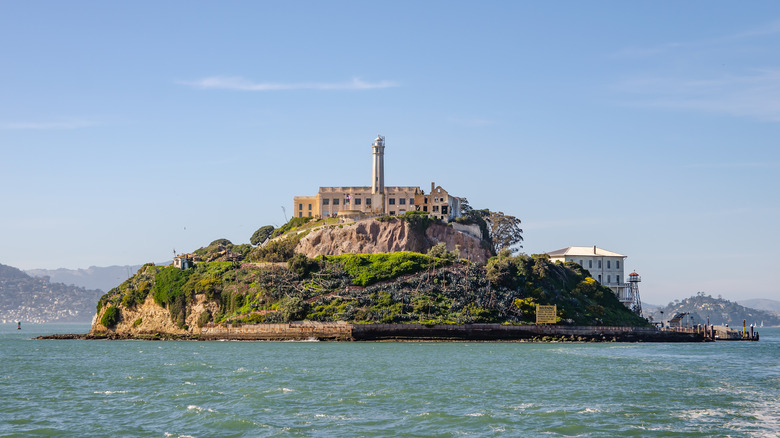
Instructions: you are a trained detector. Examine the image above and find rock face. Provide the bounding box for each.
[295,218,491,264]
[90,294,219,336]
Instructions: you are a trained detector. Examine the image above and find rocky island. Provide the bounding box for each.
[70,212,694,342]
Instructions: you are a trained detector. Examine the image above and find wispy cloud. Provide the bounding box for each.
[180,76,399,91]
[612,19,780,59]
[0,120,97,130]
[682,162,780,169]
[615,69,780,121]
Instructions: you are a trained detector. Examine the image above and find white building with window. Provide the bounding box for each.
[546,246,635,307]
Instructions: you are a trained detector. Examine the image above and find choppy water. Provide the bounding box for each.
[1,324,778,437]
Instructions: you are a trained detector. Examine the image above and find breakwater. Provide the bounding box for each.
[199,322,705,342]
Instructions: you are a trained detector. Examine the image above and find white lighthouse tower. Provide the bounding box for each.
[371,134,386,214]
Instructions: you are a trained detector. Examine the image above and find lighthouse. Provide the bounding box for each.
[371,134,386,214]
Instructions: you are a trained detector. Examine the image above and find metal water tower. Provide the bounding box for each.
[628,271,642,316]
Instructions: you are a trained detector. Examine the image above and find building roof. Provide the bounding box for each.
[546,246,626,258]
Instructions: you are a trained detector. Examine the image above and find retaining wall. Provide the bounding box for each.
[200,322,704,342]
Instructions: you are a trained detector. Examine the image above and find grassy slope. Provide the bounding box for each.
[95,253,648,330]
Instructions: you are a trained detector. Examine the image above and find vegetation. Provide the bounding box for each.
[97,246,647,329]
[319,252,451,287]
[100,306,120,328]
[454,199,522,255]
[250,225,275,246]
[270,217,314,239]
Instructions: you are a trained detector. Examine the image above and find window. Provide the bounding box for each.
[308,204,312,211]
[616,261,620,269]
[607,260,611,269]
[298,212,302,217]
[598,260,602,268]
[424,198,428,204]
[441,206,448,215]
[389,198,395,205]
[589,260,592,268]
[409,198,415,205]
[607,275,611,283]
[598,275,602,283]
[355,198,361,205]
[389,211,395,216]
[617,275,620,284]
[333,198,339,205]
[423,206,428,212]
[366,198,372,206]
[308,212,312,217]
[579,260,583,266]
[323,199,330,205]
[399,198,406,205]
[432,205,439,212]
[299,203,303,210]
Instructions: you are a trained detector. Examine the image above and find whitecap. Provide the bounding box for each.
[94,390,128,395]
[467,412,484,417]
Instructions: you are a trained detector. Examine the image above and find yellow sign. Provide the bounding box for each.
[536,305,557,324]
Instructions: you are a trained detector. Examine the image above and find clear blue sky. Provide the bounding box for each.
[2,1,779,305]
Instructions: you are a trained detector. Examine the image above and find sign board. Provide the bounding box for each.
[536,305,557,324]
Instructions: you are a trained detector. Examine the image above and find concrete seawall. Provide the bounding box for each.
[200,322,705,342]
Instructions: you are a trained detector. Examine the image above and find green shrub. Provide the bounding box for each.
[100,306,120,328]
[322,252,450,286]
[250,225,275,245]
[197,311,211,328]
[288,253,317,278]
[279,296,309,322]
[152,267,193,306]
[270,217,313,239]
[132,318,142,328]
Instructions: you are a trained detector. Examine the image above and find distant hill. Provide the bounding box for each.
[738,298,780,313]
[1,263,103,323]
[25,265,145,293]
[646,293,780,327]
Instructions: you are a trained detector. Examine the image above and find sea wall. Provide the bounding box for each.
[201,321,352,341]
[199,322,705,342]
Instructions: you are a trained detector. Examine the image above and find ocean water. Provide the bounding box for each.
[1,324,778,437]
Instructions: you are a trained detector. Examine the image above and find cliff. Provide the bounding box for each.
[295,218,491,263]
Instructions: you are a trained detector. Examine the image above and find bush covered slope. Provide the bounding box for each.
[93,251,647,334]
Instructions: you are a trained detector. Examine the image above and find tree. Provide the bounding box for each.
[485,211,523,254]
[250,225,275,246]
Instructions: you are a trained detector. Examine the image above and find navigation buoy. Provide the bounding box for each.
[17,321,21,330]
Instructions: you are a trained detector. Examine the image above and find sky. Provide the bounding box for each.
[1,1,779,306]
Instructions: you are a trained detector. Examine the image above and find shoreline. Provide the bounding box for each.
[37,322,719,342]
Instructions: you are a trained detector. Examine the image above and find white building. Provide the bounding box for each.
[546,246,635,307]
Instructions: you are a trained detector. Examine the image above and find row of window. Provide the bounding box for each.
[580,259,620,269]
[596,275,620,284]
[320,197,421,206]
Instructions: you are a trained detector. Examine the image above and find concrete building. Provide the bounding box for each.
[546,246,635,308]
[293,135,461,222]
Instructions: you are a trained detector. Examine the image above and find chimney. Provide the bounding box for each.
[431,182,435,194]
[593,245,596,254]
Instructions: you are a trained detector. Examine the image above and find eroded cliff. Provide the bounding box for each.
[295,218,491,263]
